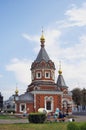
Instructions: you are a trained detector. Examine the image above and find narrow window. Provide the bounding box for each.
[21,104,25,111]
[38,73,40,77]
[46,73,49,77]
[45,72,50,78]
[20,104,26,112]
[36,72,41,79]
[46,101,51,110]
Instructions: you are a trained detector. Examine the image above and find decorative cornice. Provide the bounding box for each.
[31,90,63,95]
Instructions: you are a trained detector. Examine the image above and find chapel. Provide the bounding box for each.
[15,31,72,114]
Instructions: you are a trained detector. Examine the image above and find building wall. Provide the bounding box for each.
[15,92,73,114]
[15,102,34,114]
[35,94,62,112]
[15,94,62,113]
[26,103,34,113]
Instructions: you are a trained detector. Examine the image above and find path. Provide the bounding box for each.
[0,115,86,124]
[0,119,28,124]
[74,115,86,122]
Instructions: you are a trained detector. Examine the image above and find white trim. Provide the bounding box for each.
[31,90,63,95]
[32,79,54,82]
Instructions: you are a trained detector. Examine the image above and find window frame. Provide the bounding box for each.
[36,71,42,79]
[20,103,26,113]
[45,71,50,78]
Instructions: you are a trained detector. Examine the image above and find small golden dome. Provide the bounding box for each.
[40,34,45,42]
[58,69,62,75]
[40,29,45,47]
[15,87,19,95]
[58,61,62,75]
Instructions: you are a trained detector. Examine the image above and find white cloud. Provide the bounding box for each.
[6,58,32,85]
[22,33,39,43]
[57,2,86,28]
[45,29,61,46]
[61,34,86,61]
[66,3,86,26]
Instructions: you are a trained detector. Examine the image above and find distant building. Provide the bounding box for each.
[15,31,73,114]
[3,88,18,113]
[0,92,3,112]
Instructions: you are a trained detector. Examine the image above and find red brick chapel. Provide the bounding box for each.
[15,31,73,114]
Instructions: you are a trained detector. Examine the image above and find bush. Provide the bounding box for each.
[80,123,86,130]
[28,113,46,123]
[67,122,80,130]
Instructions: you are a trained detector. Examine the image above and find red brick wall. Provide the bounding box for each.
[35,94,62,112]
[15,94,72,114]
[26,103,34,113]
[15,102,34,114]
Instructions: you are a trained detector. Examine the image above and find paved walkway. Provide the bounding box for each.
[0,115,86,124]
[74,115,86,122]
[0,119,28,124]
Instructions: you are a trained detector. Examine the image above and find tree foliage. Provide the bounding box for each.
[72,88,86,106]
[72,88,81,105]
[81,88,86,105]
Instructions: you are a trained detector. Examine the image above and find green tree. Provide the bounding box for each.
[81,88,86,106]
[72,88,81,106]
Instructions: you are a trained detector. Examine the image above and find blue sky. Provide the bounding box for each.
[0,0,86,100]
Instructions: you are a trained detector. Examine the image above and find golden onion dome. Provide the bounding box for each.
[58,69,62,75]
[40,34,45,42]
[15,87,19,95]
[58,61,62,75]
[40,29,45,47]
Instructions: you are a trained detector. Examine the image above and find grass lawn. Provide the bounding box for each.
[0,115,86,130]
[0,122,85,130]
[0,114,20,119]
[0,123,67,130]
